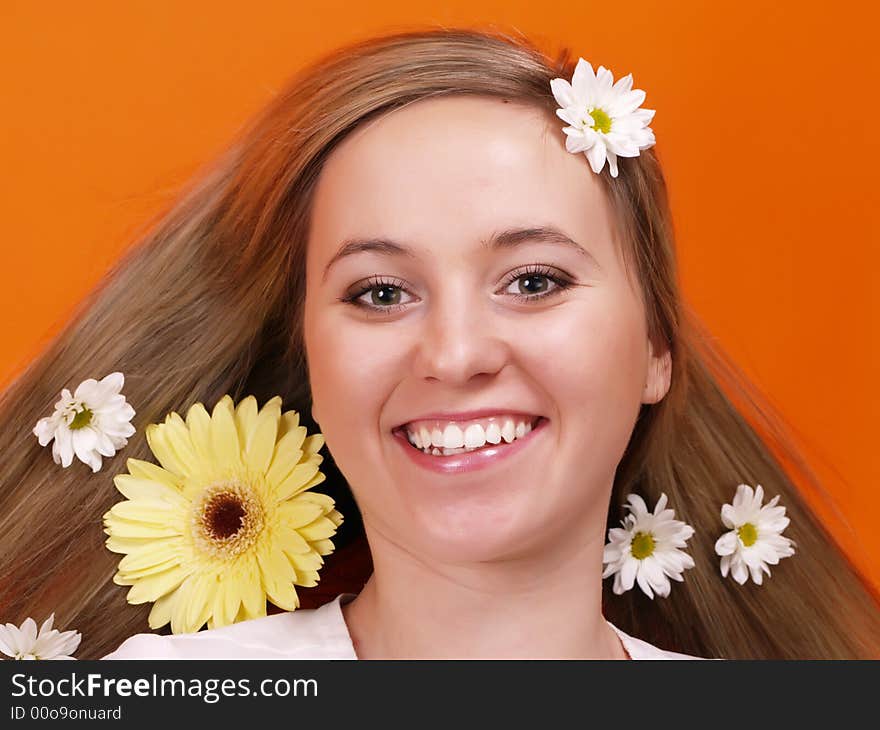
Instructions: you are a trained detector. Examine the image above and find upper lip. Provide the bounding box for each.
[392,409,545,432]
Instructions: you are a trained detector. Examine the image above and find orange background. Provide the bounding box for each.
[2,2,878,589]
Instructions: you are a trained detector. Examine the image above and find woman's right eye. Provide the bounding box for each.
[341,277,414,315]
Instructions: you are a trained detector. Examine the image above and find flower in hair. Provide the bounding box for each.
[32,372,136,473]
[550,58,656,177]
[714,483,796,585]
[0,613,81,660]
[602,493,695,599]
[102,395,342,634]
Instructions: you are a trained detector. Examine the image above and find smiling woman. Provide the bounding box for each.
[1,27,878,660]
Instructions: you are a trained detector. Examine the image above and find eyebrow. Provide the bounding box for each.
[321,225,598,282]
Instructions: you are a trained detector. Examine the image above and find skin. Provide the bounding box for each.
[303,95,671,659]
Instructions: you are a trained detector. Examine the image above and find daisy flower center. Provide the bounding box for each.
[737,522,758,547]
[192,480,266,560]
[587,107,612,134]
[68,405,93,430]
[630,530,655,560]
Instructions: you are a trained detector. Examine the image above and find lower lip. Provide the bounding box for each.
[392,418,549,475]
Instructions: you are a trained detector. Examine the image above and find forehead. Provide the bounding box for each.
[308,95,618,266]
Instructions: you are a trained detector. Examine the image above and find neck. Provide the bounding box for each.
[341,521,629,659]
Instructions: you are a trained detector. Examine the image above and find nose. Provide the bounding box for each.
[410,279,511,385]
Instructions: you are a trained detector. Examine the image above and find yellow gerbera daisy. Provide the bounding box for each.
[102,394,342,634]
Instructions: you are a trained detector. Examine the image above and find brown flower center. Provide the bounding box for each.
[204,493,247,539]
[192,480,265,560]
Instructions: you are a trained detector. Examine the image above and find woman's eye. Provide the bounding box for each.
[502,269,572,302]
[342,277,414,313]
[364,284,405,307]
[342,267,573,314]
[505,273,555,297]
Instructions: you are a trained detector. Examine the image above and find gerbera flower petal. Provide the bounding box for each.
[233,395,260,446]
[243,399,281,473]
[274,462,322,502]
[145,424,186,477]
[112,473,187,506]
[183,402,214,465]
[124,565,188,604]
[147,590,176,631]
[210,396,242,470]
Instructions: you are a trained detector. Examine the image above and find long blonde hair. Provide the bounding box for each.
[1,27,877,659]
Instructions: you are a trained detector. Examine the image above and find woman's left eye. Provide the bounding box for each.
[501,266,573,302]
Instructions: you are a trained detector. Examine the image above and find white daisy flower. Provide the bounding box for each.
[550,58,656,177]
[33,372,136,473]
[715,483,796,585]
[0,613,81,660]
[602,492,695,599]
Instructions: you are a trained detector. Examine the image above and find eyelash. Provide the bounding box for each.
[339,264,575,315]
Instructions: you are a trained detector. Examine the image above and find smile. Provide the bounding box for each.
[392,416,550,475]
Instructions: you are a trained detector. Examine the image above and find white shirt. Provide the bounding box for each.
[102,593,706,660]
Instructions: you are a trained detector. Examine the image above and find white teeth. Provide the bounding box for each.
[464,424,486,449]
[442,424,465,449]
[484,422,502,444]
[404,416,540,456]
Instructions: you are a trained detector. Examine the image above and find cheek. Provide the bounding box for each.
[523,296,648,466]
[304,314,407,465]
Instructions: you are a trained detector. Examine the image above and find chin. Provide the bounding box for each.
[405,506,549,564]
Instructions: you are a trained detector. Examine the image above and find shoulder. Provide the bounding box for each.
[102,594,358,660]
[605,620,718,660]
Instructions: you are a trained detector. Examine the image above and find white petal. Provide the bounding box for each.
[72,429,98,466]
[38,614,55,635]
[607,150,619,177]
[35,629,80,658]
[14,619,37,654]
[550,78,576,109]
[720,503,739,529]
[0,625,18,657]
[571,58,596,101]
[625,493,649,519]
[612,72,633,95]
[564,131,592,154]
[595,65,614,92]
[555,106,582,128]
[73,378,100,402]
[731,558,749,585]
[56,428,74,467]
[635,566,655,599]
[609,88,646,117]
[620,557,638,591]
[99,371,125,395]
[33,417,57,445]
[653,492,669,514]
[715,531,739,556]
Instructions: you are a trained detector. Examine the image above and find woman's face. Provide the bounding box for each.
[303,96,670,563]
